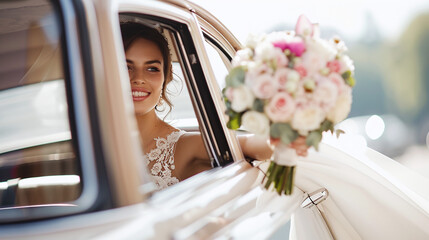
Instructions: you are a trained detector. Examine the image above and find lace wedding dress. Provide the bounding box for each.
[144,130,186,190]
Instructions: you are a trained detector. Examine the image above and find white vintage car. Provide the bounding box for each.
[0,0,428,239]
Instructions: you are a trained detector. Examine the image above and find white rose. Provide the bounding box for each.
[288,70,300,82]
[266,31,291,43]
[254,41,277,62]
[291,104,326,134]
[250,73,278,99]
[338,55,355,73]
[285,70,301,93]
[230,85,255,112]
[242,111,270,136]
[245,33,265,49]
[329,36,348,53]
[232,48,253,67]
[327,91,352,124]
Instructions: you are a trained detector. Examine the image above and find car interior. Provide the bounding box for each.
[0,2,82,210]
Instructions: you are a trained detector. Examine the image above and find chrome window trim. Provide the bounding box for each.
[201,34,247,164]
[173,29,222,165]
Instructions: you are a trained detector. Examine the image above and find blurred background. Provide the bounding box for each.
[192,0,429,179]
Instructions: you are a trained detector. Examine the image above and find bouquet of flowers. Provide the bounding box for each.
[223,15,355,195]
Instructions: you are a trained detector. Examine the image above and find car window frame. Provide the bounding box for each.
[117,11,235,168]
[0,0,110,223]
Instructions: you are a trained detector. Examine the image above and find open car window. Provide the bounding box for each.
[158,62,199,130]
[118,13,232,190]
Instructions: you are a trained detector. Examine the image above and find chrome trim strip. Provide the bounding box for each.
[58,0,99,212]
[173,31,222,163]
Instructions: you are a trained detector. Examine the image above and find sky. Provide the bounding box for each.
[190,0,429,43]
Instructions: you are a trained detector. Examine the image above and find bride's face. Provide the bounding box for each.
[125,37,165,116]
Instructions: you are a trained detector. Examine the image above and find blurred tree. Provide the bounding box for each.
[381,13,429,142]
[382,13,429,120]
[347,12,388,118]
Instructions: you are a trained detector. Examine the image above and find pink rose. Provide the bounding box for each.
[301,38,336,75]
[273,40,306,57]
[327,60,341,73]
[327,72,346,94]
[265,92,296,122]
[274,68,301,93]
[273,48,289,68]
[274,68,289,89]
[250,73,278,99]
[294,64,307,77]
[313,80,338,111]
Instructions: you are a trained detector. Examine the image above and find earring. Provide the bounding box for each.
[158,89,163,105]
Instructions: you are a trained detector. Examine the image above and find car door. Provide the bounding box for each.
[0,0,277,239]
[0,0,146,238]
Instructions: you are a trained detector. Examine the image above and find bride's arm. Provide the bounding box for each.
[237,134,273,161]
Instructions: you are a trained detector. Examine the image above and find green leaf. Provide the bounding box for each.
[341,70,351,80]
[346,76,355,87]
[225,66,246,87]
[252,99,265,112]
[319,120,334,133]
[224,98,231,108]
[341,70,356,87]
[270,123,298,145]
[306,131,322,150]
[227,113,241,130]
[335,129,345,138]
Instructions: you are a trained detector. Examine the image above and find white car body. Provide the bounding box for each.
[0,0,428,239]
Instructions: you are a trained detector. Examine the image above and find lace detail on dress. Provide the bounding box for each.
[144,130,185,190]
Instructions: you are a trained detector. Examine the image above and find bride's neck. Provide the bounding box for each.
[135,110,165,147]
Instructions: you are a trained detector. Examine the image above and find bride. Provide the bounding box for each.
[120,22,279,190]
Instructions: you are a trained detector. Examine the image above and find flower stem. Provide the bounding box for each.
[276,166,286,195]
[264,162,276,189]
[283,166,296,195]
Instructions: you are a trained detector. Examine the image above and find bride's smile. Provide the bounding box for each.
[131,87,150,101]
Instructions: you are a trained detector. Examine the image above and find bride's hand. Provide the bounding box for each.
[289,136,309,157]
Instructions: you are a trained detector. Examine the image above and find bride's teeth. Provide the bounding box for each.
[133,91,149,97]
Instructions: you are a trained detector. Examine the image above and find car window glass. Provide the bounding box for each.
[0,0,82,211]
[157,63,199,130]
[203,39,230,90]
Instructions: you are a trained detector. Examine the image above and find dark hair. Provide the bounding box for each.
[120,21,173,111]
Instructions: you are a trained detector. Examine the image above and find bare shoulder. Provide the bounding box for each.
[174,131,211,180]
[176,131,206,158]
[179,131,203,142]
